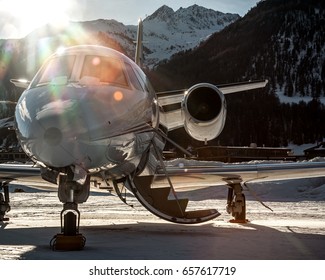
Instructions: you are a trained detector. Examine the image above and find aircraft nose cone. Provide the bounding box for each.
[15,88,85,167]
[43,127,63,146]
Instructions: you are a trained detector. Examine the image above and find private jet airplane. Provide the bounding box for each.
[1,19,325,250]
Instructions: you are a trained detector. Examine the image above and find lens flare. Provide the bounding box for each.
[0,0,75,38]
[92,57,101,66]
[113,91,124,102]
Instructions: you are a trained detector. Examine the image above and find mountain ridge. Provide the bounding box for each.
[4,4,239,72]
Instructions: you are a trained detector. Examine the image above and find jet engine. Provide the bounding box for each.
[181,83,226,142]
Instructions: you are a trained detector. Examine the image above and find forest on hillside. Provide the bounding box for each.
[149,0,325,148]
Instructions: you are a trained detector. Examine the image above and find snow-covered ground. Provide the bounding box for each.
[1,175,325,260]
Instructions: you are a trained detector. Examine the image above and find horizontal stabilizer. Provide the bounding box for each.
[157,80,268,106]
[218,79,268,94]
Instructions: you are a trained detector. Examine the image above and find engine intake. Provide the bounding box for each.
[182,83,226,142]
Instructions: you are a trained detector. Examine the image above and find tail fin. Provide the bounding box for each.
[135,18,144,67]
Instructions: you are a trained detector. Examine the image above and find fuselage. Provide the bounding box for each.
[15,45,159,178]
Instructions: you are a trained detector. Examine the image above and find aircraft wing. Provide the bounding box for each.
[0,163,41,182]
[158,107,184,130]
[3,158,325,188]
[2,159,325,225]
[149,159,325,189]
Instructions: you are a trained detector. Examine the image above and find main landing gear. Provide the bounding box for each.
[0,182,10,222]
[225,178,248,223]
[50,173,90,251]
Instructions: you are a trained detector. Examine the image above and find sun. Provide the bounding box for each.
[0,0,74,38]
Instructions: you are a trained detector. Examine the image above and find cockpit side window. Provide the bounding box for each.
[80,56,128,87]
[133,66,155,95]
[31,55,76,87]
[125,63,144,91]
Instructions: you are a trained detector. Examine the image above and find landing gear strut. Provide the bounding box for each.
[0,182,10,222]
[50,173,90,250]
[226,180,248,223]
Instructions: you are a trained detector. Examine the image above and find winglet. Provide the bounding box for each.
[10,78,30,89]
[135,18,144,67]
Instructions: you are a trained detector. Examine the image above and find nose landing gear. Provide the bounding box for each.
[50,202,86,250]
[50,173,90,251]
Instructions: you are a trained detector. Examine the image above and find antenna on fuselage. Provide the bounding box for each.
[135,18,144,68]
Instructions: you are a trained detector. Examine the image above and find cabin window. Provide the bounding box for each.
[31,55,76,87]
[80,56,128,87]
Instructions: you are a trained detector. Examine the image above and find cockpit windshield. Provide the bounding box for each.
[31,55,76,88]
[80,56,128,87]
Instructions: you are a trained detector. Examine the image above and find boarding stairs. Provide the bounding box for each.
[130,175,220,224]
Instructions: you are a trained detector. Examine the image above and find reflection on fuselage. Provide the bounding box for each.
[15,45,159,178]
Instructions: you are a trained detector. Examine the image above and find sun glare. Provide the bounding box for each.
[0,0,74,38]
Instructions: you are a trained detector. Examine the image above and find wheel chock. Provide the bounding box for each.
[50,233,86,251]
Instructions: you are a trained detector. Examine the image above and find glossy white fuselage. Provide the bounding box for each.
[15,46,159,178]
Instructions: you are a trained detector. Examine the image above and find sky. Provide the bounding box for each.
[0,0,259,39]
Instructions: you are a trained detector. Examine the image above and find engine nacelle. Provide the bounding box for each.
[181,83,226,142]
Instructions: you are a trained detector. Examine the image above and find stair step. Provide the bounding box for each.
[154,198,189,217]
[98,186,113,191]
[136,182,188,217]
[133,176,154,193]
[150,187,171,201]
[185,209,220,219]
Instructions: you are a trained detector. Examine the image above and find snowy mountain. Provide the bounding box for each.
[0,5,239,77]
[1,4,239,75]
[0,4,240,83]
[75,5,239,68]
[142,5,239,67]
